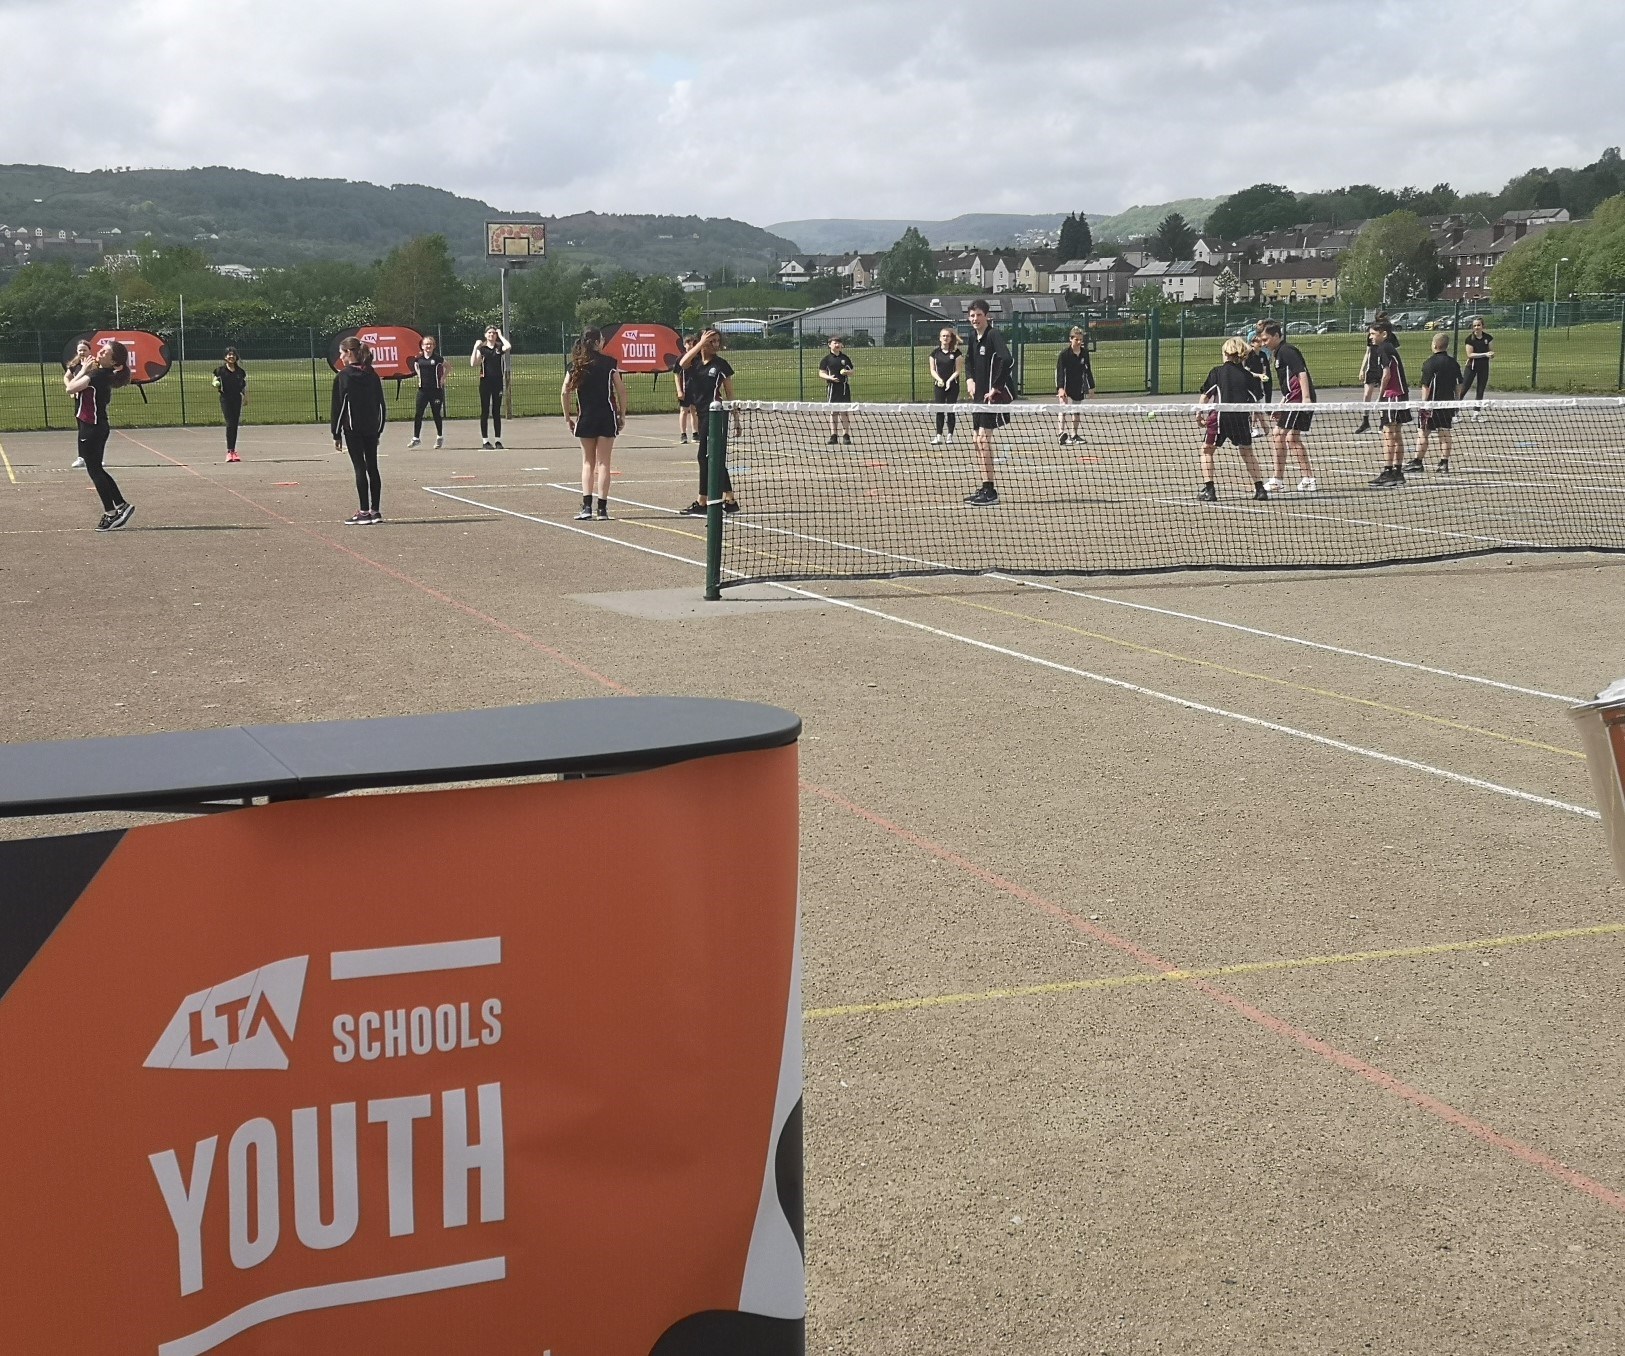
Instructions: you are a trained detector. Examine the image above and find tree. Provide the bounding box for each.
[575,297,616,330]
[1205,184,1300,241]
[1336,210,1448,306]
[1057,213,1093,261]
[1577,192,1625,294]
[0,262,108,331]
[1213,267,1243,305]
[879,226,936,294]
[373,234,464,329]
[1128,281,1166,315]
[1150,213,1196,262]
[1489,223,1588,302]
[511,258,589,346]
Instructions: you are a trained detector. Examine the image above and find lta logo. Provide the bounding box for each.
[144,957,309,1071]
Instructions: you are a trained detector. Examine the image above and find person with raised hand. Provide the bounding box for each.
[471,324,512,448]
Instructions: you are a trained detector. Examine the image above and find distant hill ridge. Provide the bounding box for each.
[768,200,1219,254]
[0,164,801,276]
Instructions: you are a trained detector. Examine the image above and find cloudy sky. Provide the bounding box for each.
[3,0,1619,225]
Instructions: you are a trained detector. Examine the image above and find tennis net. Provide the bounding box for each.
[706,397,1625,590]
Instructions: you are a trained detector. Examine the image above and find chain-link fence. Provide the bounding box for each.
[5,301,1622,433]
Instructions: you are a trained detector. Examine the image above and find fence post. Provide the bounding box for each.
[796,321,805,401]
[309,329,321,421]
[1177,306,1186,395]
[177,296,188,426]
[1147,308,1161,395]
[1617,304,1624,390]
[1450,299,1463,359]
[37,332,52,430]
[909,320,917,403]
[1530,304,1541,389]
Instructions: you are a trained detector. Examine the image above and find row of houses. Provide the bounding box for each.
[759,207,1572,306]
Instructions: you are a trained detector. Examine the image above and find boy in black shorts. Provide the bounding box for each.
[1408,331,1463,473]
[1258,321,1317,493]
[963,299,1013,506]
[1196,337,1268,502]
[820,336,855,445]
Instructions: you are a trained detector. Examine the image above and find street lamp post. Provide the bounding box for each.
[1552,257,1569,325]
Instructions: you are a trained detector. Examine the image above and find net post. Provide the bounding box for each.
[796,321,805,401]
[1531,304,1541,389]
[703,404,726,601]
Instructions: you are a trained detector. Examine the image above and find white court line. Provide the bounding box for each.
[761,584,1600,822]
[423,487,708,570]
[158,1258,506,1356]
[986,575,1583,703]
[330,936,501,980]
[450,491,1596,821]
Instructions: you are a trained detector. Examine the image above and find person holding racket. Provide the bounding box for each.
[964,299,1013,506]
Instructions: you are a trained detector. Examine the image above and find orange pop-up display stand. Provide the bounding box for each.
[0,698,803,1356]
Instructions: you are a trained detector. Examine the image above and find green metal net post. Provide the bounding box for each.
[704,404,728,601]
[1617,305,1625,390]
[36,332,51,429]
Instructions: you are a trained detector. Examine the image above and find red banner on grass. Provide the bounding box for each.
[602,323,684,375]
[326,325,426,382]
[63,330,173,385]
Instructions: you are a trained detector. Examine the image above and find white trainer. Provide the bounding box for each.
[1297,477,1317,493]
[72,457,86,468]
[434,436,444,449]
[930,434,942,446]
[407,437,420,448]
[1263,477,1285,492]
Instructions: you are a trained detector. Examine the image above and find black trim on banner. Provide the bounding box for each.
[776,1097,805,1257]
[0,830,124,1001]
[649,1312,805,1356]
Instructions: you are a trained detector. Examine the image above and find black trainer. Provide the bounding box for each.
[1197,484,1217,503]
[1252,484,1269,501]
[107,502,136,529]
[841,433,852,446]
[596,506,610,520]
[1059,433,1069,445]
[1404,457,1424,472]
[1355,415,1372,434]
[964,485,1000,507]
[1437,458,1450,473]
[574,506,593,520]
[1370,467,1396,487]
[680,500,706,516]
[94,510,117,532]
[827,435,839,445]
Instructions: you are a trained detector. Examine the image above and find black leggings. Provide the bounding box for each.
[220,396,242,450]
[77,423,123,511]
[345,430,382,512]
[479,380,503,438]
[935,383,959,435]
[414,390,445,437]
[696,425,733,497]
[1465,361,1489,402]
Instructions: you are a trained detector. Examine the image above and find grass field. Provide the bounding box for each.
[2,323,1620,434]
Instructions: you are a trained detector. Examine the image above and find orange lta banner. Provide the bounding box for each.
[0,746,802,1355]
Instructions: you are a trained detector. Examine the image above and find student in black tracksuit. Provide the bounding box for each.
[331,337,389,524]
[677,328,740,515]
[928,327,962,444]
[471,325,511,447]
[63,340,135,531]
[1462,317,1494,411]
[1054,325,1095,446]
[1196,337,1268,502]
[964,299,1013,506]
[212,348,248,462]
[409,336,447,448]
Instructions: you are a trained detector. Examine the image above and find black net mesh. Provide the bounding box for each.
[711,398,1625,586]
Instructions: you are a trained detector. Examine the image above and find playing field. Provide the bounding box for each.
[5,412,1625,1352]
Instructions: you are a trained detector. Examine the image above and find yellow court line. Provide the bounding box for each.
[0,437,15,485]
[883,581,1584,760]
[805,922,1625,1020]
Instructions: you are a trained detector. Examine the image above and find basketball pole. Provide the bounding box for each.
[500,262,512,421]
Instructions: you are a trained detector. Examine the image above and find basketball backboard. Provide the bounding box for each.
[486,221,547,264]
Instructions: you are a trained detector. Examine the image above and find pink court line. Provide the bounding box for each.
[803,777,1625,1218]
[113,432,633,696]
[108,433,1625,1219]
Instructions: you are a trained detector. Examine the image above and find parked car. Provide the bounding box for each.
[1315,321,1342,333]
[1284,321,1315,334]
[1424,316,1456,331]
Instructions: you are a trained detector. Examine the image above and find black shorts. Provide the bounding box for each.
[826,388,851,403]
[678,390,694,409]
[1205,413,1252,448]
[972,410,1011,431]
[575,410,620,439]
[1379,401,1411,427]
[1274,407,1314,434]
[1421,409,1455,431]
[1061,384,1091,401]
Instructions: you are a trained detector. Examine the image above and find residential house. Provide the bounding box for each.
[1157,261,1220,303]
[1192,238,1230,266]
[1245,257,1340,303]
[1049,258,1091,294]
[933,249,978,285]
[1076,257,1139,304]
[837,253,880,290]
[675,271,708,293]
[967,253,1021,293]
[1014,250,1061,294]
[774,254,846,287]
[1441,209,1570,301]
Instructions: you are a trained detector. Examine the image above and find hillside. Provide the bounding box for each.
[0,165,800,277]
[769,201,1218,254]
[769,214,1072,253]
